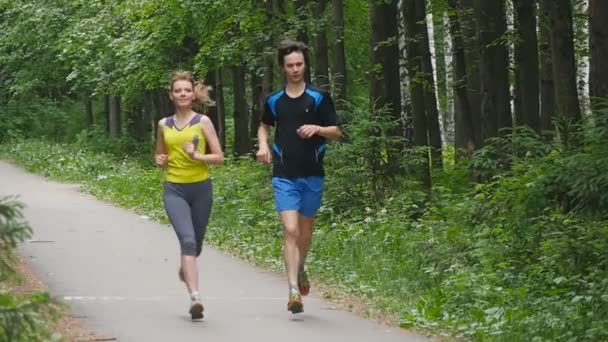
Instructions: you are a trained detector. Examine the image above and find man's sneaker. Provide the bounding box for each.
[189,301,204,320]
[298,270,310,296]
[287,293,303,314]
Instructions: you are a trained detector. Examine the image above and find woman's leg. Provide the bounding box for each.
[190,179,213,258]
[163,183,199,296]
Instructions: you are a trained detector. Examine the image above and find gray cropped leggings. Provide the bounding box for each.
[163,179,213,256]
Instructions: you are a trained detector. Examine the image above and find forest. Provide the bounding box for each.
[1,0,607,340]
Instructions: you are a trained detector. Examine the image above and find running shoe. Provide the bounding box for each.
[287,293,303,314]
[298,270,310,296]
[189,300,204,320]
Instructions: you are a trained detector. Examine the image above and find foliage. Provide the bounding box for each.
[0,197,58,342]
[0,98,84,143]
[0,198,31,281]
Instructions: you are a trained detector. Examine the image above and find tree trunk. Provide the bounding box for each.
[332,0,347,108]
[475,0,511,144]
[295,0,312,84]
[589,0,608,109]
[370,0,404,181]
[143,91,154,140]
[151,88,172,138]
[232,66,250,155]
[459,0,482,146]
[314,0,330,90]
[539,0,555,130]
[397,0,414,145]
[545,0,581,122]
[513,0,540,131]
[404,0,431,187]
[414,0,442,168]
[109,95,121,138]
[432,9,452,147]
[250,69,263,147]
[216,69,227,149]
[205,70,225,149]
[448,0,475,153]
[104,95,110,134]
[85,97,94,129]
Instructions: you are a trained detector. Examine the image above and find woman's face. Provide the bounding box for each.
[170,80,194,108]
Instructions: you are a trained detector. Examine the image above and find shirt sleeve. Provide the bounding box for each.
[318,92,341,127]
[261,97,276,126]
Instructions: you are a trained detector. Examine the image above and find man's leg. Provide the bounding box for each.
[295,176,324,295]
[297,215,314,267]
[279,210,304,313]
[279,210,301,291]
[296,215,313,295]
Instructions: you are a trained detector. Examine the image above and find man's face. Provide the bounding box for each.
[282,51,305,84]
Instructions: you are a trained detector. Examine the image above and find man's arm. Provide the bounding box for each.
[256,123,272,164]
[297,125,341,141]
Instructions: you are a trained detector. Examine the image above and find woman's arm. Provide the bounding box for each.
[154,119,168,167]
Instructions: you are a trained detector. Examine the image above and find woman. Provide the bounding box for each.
[155,71,224,320]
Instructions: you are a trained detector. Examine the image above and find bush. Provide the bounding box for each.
[0,197,58,341]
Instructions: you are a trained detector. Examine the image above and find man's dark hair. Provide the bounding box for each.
[277,40,309,67]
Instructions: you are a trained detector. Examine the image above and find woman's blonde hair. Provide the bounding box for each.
[169,71,215,110]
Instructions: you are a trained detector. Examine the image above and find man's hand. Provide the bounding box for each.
[155,154,168,167]
[297,124,320,139]
[256,144,272,164]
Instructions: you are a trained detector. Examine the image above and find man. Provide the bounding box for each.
[256,40,342,314]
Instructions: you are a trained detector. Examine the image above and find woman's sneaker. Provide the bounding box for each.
[189,300,204,320]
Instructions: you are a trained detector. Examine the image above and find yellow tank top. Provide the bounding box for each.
[162,114,209,183]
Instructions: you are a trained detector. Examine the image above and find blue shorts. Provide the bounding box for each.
[271,177,324,217]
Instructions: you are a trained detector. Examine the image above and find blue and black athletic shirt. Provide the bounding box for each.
[261,85,341,178]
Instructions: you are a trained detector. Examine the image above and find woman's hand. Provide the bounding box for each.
[182,142,196,157]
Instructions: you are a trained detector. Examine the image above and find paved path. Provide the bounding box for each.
[1,161,426,342]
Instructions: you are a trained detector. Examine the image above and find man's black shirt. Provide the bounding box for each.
[261,85,341,178]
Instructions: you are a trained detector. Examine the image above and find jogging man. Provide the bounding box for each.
[256,40,342,314]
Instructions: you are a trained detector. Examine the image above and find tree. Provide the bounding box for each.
[109,96,121,138]
[403,0,431,186]
[369,0,404,178]
[589,0,608,109]
[295,0,313,84]
[332,0,347,107]
[513,0,540,131]
[459,0,482,146]
[448,0,476,153]
[539,0,555,131]
[543,0,581,123]
[431,2,454,147]
[414,0,442,168]
[232,66,251,155]
[475,0,511,144]
[313,0,330,90]
[205,70,225,149]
